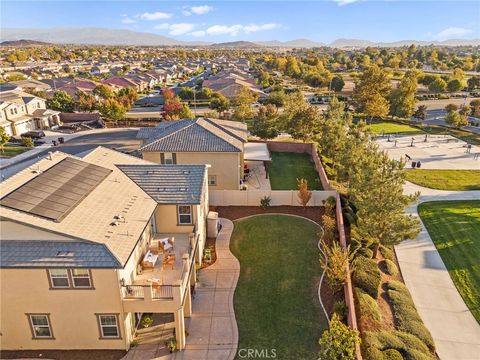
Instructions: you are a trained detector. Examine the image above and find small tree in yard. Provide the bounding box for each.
[445,110,468,128]
[297,178,312,208]
[21,136,34,148]
[320,240,351,291]
[413,105,427,120]
[318,313,360,360]
[0,127,10,154]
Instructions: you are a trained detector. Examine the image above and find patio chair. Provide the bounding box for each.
[158,237,175,254]
[162,253,176,270]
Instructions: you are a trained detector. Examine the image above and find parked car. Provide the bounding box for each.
[21,130,46,139]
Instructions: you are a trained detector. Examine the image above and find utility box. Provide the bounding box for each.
[207,211,219,238]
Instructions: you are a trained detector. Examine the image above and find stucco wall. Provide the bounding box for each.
[155,204,195,234]
[0,268,126,350]
[141,151,241,190]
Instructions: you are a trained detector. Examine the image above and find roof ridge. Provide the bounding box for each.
[138,120,195,151]
[203,118,247,143]
[195,118,243,151]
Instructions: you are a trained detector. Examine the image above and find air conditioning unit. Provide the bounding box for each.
[207,211,219,238]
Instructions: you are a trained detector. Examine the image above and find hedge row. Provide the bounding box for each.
[352,255,382,298]
[362,330,435,360]
[386,281,435,352]
[380,259,399,276]
[354,287,383,330]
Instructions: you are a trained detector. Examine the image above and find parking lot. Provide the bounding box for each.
[376,134,480,170]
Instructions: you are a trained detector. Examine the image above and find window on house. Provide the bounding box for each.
[208,175,217,186]
[29,314,53,338]
[163,152,175,164]
[97,314,120,338]
[178,205,192,225]
[49,269,70,288]
[71,269,92,288]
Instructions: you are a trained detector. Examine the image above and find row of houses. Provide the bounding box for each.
[202,68,266,99]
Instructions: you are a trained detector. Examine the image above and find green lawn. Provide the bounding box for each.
[368,121,424,135]
[231,215,327,360]
[419,201,480,324]
[268,152,322,190]
[405,170,480,191]
[0,145,30,157]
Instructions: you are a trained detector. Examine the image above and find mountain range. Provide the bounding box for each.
[1,27,479,48]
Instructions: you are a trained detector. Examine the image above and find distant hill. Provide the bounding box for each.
[258,38,325,48]
[0,39,52,46]
[0,28,478,48]
[210,41,263,48]
[329,38,480,48]
[1,27,191,46]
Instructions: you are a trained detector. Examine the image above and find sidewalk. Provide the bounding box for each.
[395,182,480,360]
[0,128,138,170]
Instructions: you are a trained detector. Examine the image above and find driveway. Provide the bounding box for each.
[395,183,480,360]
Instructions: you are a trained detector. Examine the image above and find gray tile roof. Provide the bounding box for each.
[139,118,245,153]
[117,164,207,204]
[0,240,121,268]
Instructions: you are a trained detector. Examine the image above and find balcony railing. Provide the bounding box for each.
[123,284,174,300]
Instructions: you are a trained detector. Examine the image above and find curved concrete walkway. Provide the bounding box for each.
[395,181,480,360]
[173,218,240,360]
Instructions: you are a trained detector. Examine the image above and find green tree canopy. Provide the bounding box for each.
[47,91,75,112]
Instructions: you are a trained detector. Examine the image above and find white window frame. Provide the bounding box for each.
[208,175,217,186]
[29,314,53,339]
[164,152,174,164]
[49,269,70,288]
[71,269,92,288]
[178,205,193,225]
[98,314,120,338]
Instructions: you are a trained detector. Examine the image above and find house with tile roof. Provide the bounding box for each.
[137,118,249,190]
[0,146,210,352]
[0,90,61,136]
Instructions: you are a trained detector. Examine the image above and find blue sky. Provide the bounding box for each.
[1,1,479,43]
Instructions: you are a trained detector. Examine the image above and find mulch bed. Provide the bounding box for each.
[201,237,217,268]
[0,350,127,360]
[213,206,325,224]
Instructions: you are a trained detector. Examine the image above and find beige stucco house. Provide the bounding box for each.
[0,147,209,352]
[137,118,248,190]
[0,90,61,136]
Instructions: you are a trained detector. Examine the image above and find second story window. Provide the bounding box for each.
[49,269,70,288]
[161,152,176,165]
[208,175,217,186]
[48,269,93,289]
[71,269,92,288]
[178,205,192,225]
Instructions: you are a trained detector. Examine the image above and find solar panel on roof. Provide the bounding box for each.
[0,157,112,222]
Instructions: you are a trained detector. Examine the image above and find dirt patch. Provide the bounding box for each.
[0,350,126,360]
[214,206,325,224]
[201,237,217,268]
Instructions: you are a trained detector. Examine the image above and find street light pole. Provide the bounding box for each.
[193,87,197,118]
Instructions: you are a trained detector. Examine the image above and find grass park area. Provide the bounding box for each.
[405,170,480,191]
[419,201,480,324]
[230,215,327,360]
[0,145,30,157]
[368,121,424,135]
[268,152,322,190]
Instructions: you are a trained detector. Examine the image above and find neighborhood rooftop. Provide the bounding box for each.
[138,118,247,153]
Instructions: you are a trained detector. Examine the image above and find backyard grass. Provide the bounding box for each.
[367,121,424,135]
[0,145,30,157]
[230,215,327,360]
[268,152,322,190]
[419,201,480,324]
[405,170,480,191]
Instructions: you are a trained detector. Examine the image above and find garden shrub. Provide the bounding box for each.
[380,245,396,262]
[363,330,434,360]
[380,259,399,276]
[332,300,348,323]
[386,281,435,352]
[383,349,404,360]
[355,287,382,322]
[352,256,381,298]
[357,247,374,259]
